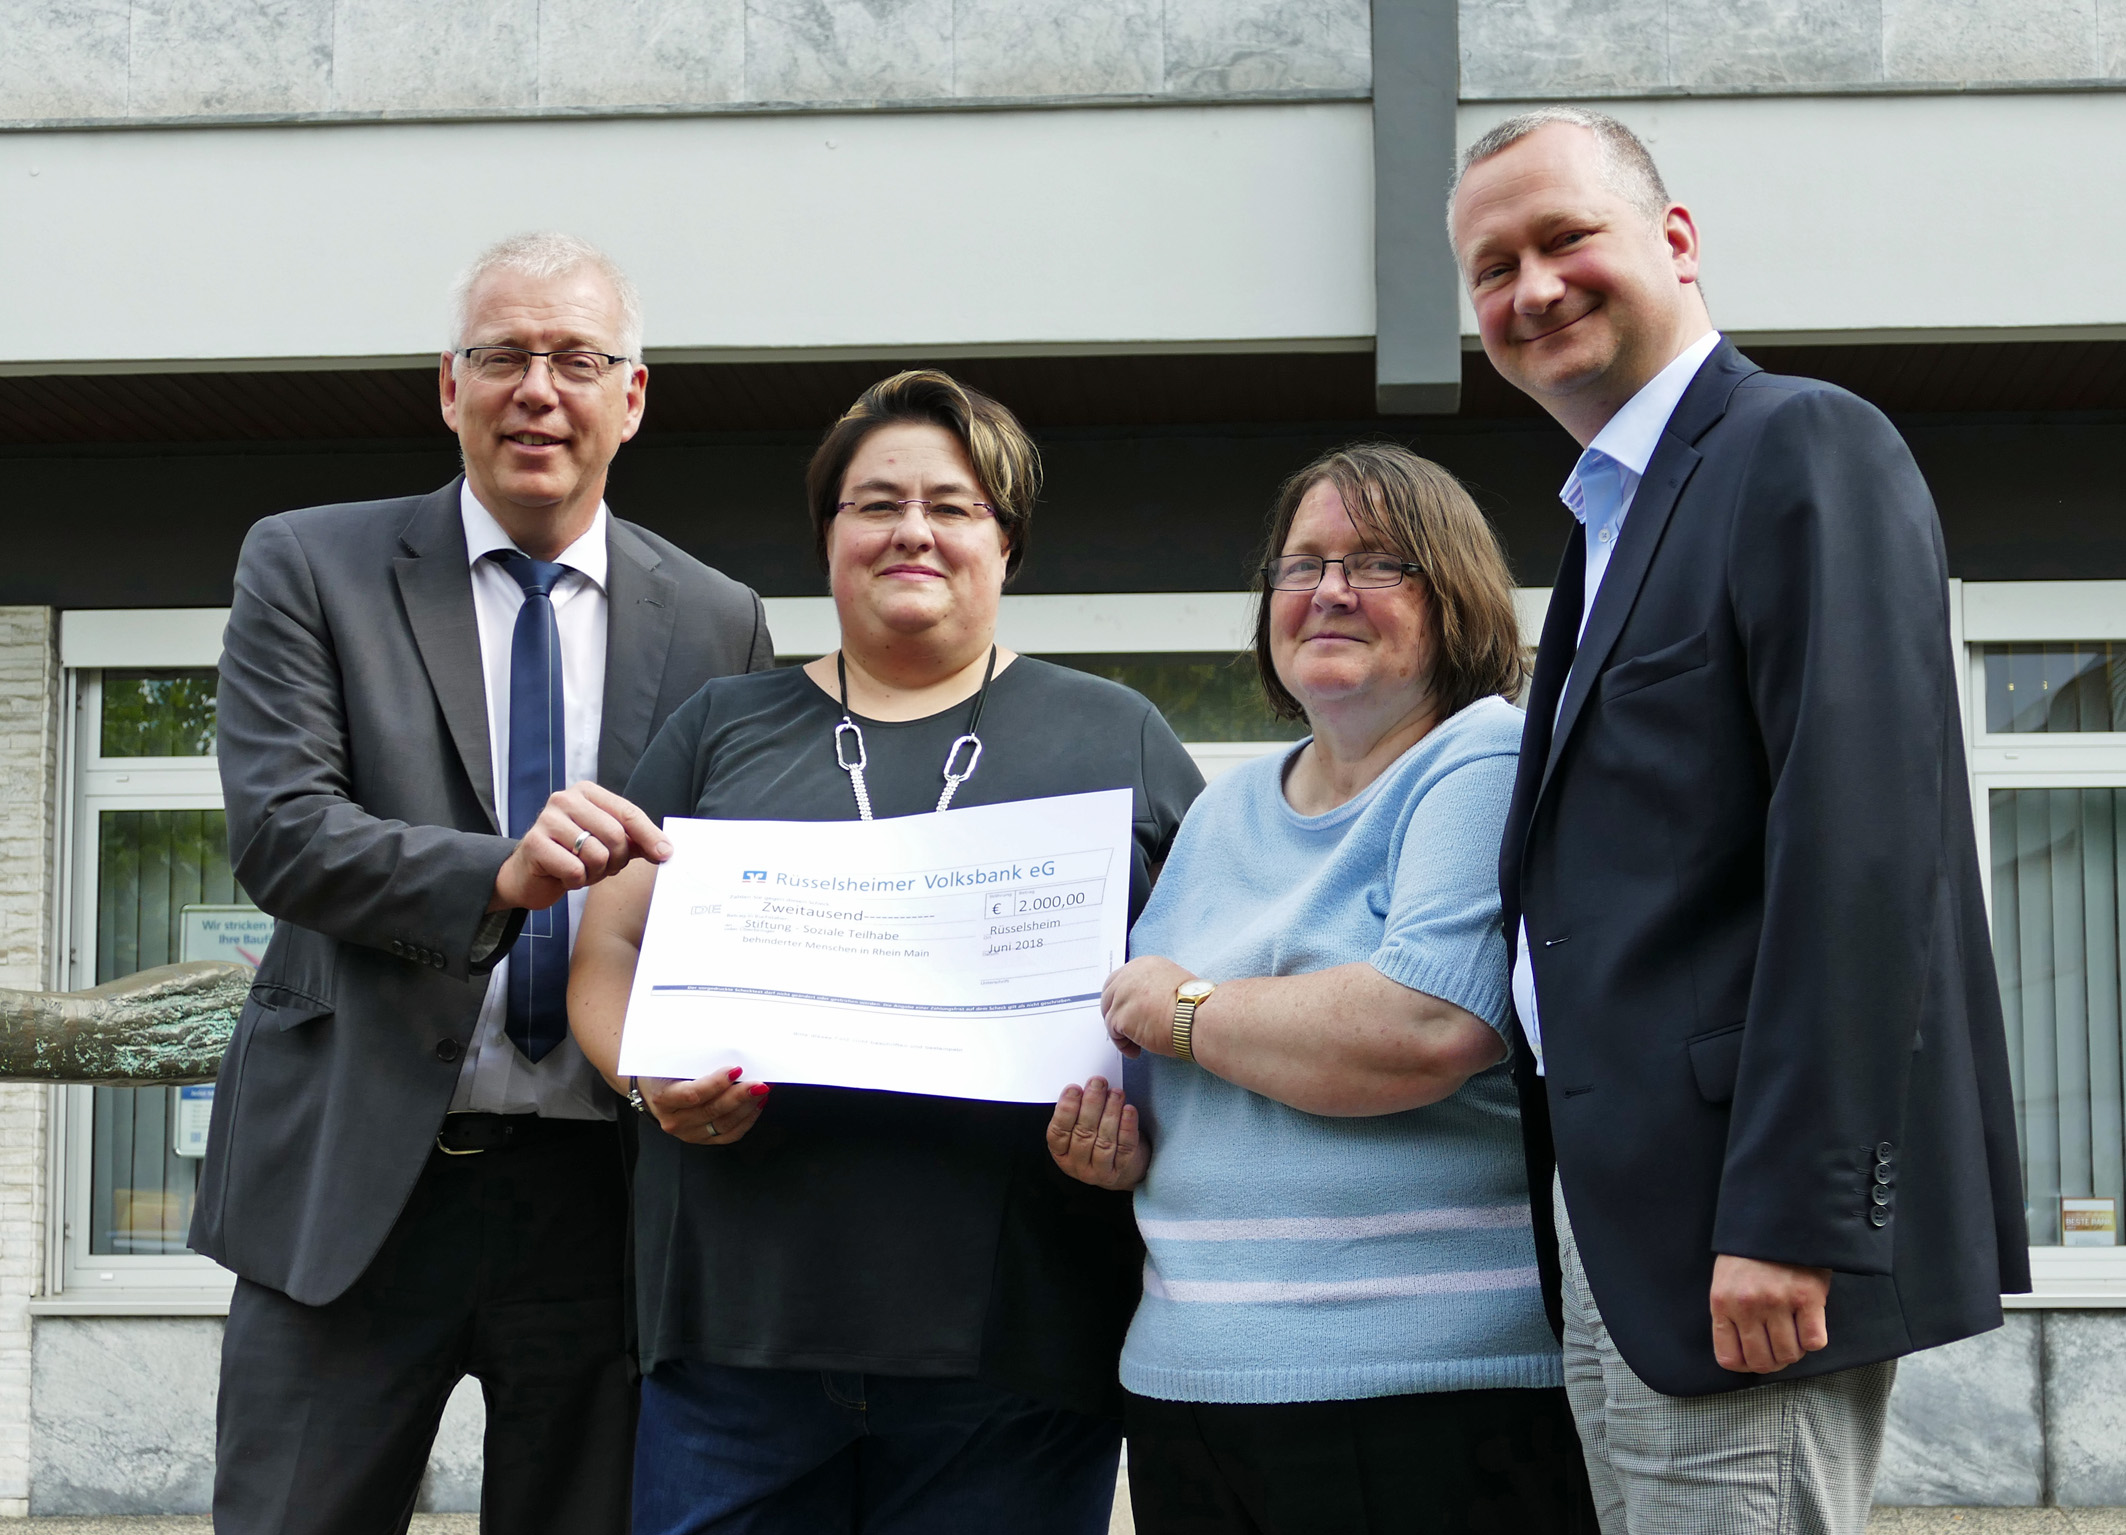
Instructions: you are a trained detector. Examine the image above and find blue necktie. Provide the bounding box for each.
[490,550,571,1062]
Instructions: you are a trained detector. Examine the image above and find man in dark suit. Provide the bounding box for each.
[1448,111,2028,1532]
[194,233,772,1533]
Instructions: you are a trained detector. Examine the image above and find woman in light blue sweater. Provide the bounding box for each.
[1048,444,1589,1533]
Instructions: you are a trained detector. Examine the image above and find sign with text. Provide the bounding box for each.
[174,904,268,1157]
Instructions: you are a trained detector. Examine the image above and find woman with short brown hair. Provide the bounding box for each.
[1049,442,1590,1532]
[571,369,1202,1533]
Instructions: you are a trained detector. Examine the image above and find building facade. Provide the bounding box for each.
[1,0,2123,1513]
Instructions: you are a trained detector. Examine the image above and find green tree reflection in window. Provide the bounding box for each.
[101,669,219,758]
[1039,653,1306,744]
[92,806,250,1256]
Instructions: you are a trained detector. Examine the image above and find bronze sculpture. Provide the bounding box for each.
[0,961,250,1085]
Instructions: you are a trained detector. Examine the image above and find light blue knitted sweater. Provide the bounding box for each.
[1120,696,1562,1404]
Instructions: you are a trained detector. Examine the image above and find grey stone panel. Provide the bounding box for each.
[416,1375,485,1513]
[1882,0,2101,82]
[537,0,745,109]
[744,0,954,102]
[1162,0,1372,95]
[1875,1315,2045,1506]
[1458,0,1669,99]
[0,0,129,121]
[2102,0,2126,75]
[29,1317,221,1515]
[951,0,1163,100]
[2045,1311,2126,1506]
[329,0,541,113]
[1667,0,1883,90]
[126,0,333,117]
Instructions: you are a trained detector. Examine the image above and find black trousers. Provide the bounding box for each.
[1124,1385,1598,1535]
[214,1119,635,1535]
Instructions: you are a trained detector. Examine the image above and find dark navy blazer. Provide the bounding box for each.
[1500,341,2031,1397]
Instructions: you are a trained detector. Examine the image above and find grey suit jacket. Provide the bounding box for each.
[190,478,772,1306]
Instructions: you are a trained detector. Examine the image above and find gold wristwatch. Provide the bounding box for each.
[1171,979,1215,1062]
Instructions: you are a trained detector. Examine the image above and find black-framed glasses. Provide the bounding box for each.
[457,347,633,388]
[836,497,998,528]
[1262,553,1423,591]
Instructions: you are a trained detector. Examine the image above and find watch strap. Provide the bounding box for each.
[1171,994,1202,1062]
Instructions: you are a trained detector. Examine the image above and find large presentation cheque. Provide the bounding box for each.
[619,788,1132,1102]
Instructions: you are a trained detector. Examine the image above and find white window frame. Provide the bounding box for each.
[45,589,2124,1310]
[41,615,240,1313]
[1961,581,2126,1305]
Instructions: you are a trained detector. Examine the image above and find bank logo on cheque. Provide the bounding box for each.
[742,870,768,884]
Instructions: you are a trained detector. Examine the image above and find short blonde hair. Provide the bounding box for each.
[805,370,1042,581]
[1253,443,1526,723]
[448,232,643,358]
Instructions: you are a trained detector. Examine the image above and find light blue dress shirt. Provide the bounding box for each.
[1514,329,1722,1073]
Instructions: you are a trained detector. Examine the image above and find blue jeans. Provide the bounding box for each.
[633,1359,1122,1535]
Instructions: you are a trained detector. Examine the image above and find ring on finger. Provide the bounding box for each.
[571,831,591,856]
[705,1119,720,1138]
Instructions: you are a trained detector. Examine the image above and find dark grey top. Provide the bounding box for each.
[624,658,1203,1415]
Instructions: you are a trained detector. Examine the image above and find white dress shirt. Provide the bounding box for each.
[451,481,614,1119]
[1513,330,1722,1074]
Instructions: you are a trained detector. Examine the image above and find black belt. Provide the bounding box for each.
[435,1112,609,1155]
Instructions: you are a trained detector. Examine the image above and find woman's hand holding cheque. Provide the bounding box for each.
[1046,1075,1150,1190]
[636,1066,772,1147]
[1048,956,1186,1189]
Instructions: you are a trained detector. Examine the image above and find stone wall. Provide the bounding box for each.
[20,1307,2126,1512]
[0,0,1371,125]
[6,0,2125,129]
[1461,0,2126,99]
[0,609,58,1519]
[27,1318,485,1515]
[1880,1311,2126,1506]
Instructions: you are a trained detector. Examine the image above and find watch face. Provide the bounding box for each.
[1179,981,1215,1003]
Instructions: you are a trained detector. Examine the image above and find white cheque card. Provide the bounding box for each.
[619,788,1133,1102]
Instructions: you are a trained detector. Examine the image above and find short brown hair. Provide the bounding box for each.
[1449,107,1670,239]
[805,370,1041,581]
[1253,443,1526,723]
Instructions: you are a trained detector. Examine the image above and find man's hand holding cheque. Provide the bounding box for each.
[490,780,676,912]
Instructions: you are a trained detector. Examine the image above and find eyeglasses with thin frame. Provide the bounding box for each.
[1262,553,1424,591]
[837,497,998,529]
[457,347,634,388]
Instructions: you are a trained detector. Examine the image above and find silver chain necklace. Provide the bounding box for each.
[834,646,996,821]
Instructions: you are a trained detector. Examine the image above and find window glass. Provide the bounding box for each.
[1037,653,1306,743]
[1990,787,2126,1247]
[90,807,250,1256]
[100,669,219,757]
[1983,644,2126,734]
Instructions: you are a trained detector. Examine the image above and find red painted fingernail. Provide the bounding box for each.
[728,1067,743,1081]
[749,1083,770,1097]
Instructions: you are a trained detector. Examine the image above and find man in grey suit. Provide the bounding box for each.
[193,233,772,1533]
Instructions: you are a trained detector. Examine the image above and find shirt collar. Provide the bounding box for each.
[1558,330,1721,529]
[460,479,609,591]
[1585,329,1723,479]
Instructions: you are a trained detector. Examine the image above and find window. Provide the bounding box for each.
[763,592,1303,778]
[52,662,244,1303]
[1966,584,2126,1300]
[1988,787,2126,1247]
[1038,653,1305,745]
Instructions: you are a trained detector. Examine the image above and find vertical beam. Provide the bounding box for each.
[1372,0,1462,415]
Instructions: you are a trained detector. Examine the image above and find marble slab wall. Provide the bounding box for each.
[26,1317,482,1516]
[20,1308,2126,1512]
[0,0,1372,124]
[10,0,2125,125]
[1464,0,2126,97]
[1876,1313,2046,1505]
